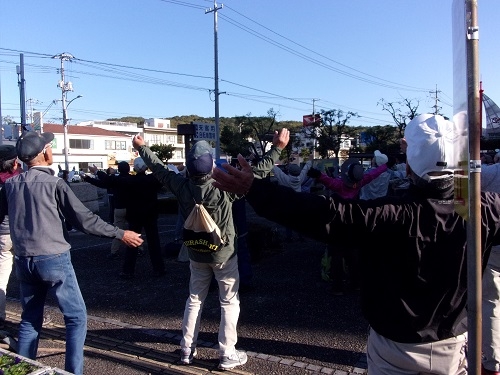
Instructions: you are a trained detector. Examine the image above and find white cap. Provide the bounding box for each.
[405,114,465,178]
[373,150,388,166]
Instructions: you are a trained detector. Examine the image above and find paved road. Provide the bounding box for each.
[3,201,369,374]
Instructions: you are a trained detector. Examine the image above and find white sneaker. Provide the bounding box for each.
[219,350,248,370]
[180,348,197,365]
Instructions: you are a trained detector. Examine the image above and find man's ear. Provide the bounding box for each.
[43,149,51,162]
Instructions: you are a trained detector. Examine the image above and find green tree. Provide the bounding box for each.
[359,125,401,154]
[1,116,15,126]
[377,98,420,137]
[149,144,175,163]
[312,109,359,159]
[220,123,253,159]
[221,109,282,159]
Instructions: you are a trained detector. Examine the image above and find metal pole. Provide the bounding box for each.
[206,1,223,161]
[54,53,74,171]
[62,95,69,171]
[466,1,481,374]
[312,98,319,159]
[62,95,82,171]
[17,53,27,137]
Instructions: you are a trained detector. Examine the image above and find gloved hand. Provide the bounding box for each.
[307,167,322,179]
[386,156,396,169]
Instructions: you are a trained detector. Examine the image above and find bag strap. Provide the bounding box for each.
[188,183,207,205]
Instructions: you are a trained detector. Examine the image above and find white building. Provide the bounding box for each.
[77,118,186,165]
[43,123,132,174]
[141,118,185,163]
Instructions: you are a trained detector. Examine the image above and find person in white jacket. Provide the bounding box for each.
[272,155,313,193]
[359,150,391,200]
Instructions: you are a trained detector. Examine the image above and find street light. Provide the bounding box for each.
[62,95,82,171]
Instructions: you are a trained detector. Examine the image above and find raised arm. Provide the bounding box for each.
[252,128,290,178]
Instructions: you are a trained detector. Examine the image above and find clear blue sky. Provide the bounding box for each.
[1,0,498,127]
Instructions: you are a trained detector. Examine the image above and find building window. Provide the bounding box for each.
[105,140,126,150]
[150,135,162,145]
[69,139,93,149]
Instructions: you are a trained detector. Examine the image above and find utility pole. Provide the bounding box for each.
[429,84,442,115]
[16,53,27,138]
[312,98,319,115]
[26,98,41,129]
[205,0,223,161]
[53,53,74,171]
[312,98,320,159]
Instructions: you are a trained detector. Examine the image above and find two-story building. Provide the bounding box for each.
[42,124,132,174]
[77,118,186,166]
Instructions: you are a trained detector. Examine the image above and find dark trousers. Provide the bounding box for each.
[329,243,360,291]
[232,199,253,286]
[108,194,115,224]
[122,216,165,275]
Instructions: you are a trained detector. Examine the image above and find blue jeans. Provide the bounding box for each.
[15,251,87,375]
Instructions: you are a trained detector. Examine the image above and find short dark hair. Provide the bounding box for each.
[0,158,17,173]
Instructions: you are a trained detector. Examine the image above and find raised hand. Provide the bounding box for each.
[212,155,254,195]
[132,135,146,150]
[272,128,290,149]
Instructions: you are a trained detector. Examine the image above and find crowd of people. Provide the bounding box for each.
[0,115,499,374]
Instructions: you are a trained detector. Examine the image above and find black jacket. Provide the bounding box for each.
[83,171,162,217]
[83,172,130,209]
[245,176,500,344]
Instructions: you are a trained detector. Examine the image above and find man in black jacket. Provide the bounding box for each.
[120,157,165,279]
[82,161,131,259]
[211,114,500,375]
[82,159,165,278]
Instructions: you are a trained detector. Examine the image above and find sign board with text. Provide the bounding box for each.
[303,114,321,127]
[193,122,217,141]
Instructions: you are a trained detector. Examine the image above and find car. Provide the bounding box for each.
[71,174,82,183]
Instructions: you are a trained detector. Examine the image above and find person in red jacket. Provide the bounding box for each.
[307,157,394,294]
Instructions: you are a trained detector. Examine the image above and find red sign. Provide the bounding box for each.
[303,114,321,127]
